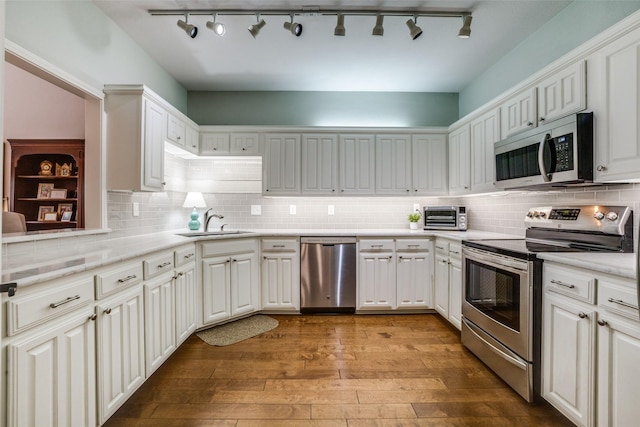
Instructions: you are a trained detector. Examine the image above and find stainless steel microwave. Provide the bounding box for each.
[423,206,467,230]
[494,112,593,190]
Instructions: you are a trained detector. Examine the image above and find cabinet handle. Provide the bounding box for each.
[183,253,195,259]
[157,261,172,269]
[89,313,97,321]
[596,165,607,172]
[406,189,410,192]
[527,121,534,127]
[607,298,639,310]
[161,181,166,186]
[272,245,286,248]
[539,117,545,122]
[550,279,575,289]
[578,312,588,319]
[408,245,420,248]
[242,147,246,151]
[104,308,112,315]
[597,319,608,327]
[450,250,460,255]
[372,245,383,248]
[117,274,138,283]
[436,246,445,250]
[49,295,81,309]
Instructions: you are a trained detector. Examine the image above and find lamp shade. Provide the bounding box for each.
[183,192,206,208]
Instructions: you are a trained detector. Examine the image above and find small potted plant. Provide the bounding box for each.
[408,211,422,230]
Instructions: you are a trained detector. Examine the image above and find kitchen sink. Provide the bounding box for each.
[176,230,250,237]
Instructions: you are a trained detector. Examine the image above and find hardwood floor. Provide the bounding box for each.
[104,314,573,426]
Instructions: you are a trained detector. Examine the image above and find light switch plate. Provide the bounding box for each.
[328,205,335,215]
[251,205,262,215]
[290,205,297,215]
[133,202,140,217]
[413,203,421,212]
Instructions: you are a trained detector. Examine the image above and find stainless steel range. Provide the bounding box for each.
[461,205,633,402]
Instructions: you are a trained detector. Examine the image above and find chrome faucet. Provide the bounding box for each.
[203,209,224,231]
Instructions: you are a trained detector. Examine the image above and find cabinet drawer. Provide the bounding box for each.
[396,239,432,251]
[448,243,462,259]
[435,240,449,254]
[143,252,174,280]
[95,261,143,299]
[544,264,595,304]
[262,239,298,252]
[599,281,639,322]
[359,239,394,251]
[202,239,257,258]
[6,277,94,336]
[175,245,196,267]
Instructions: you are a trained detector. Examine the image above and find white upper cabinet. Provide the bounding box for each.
[412,134,448,195]
[301,133,339,195]
[262,133,301,195]
[339,134,376,195]
[376,134,412,195]
[591,26,640,182]
[537,60,586,124]
[166,112,186,147]
[469,108,500,193]
[448,125,471,195]
[184,124,200,154]
[200,133,230,154]
[501,87,538,138]
[230,133,260,155]
[200,132,260,155]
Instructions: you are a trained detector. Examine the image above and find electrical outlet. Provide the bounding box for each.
[251,205,262,215]
[290,205,297,215]
[413,203,420,212]
[328,205,335,215]
[132,202,140,217]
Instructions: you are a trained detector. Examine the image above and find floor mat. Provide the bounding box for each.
[196,315,279,346]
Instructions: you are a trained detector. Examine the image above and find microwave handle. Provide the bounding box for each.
[538,133,552,182]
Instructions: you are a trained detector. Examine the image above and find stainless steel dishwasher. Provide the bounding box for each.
[300,237,357,313]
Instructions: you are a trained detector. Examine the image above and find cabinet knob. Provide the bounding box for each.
[527,122,534,127]
[104,308,112,315]
[89,313,97,321]
[597,319,609,327]
[539,117,545,122]
[578,312,588,319]
[596,165,607,172]
[242,147,246,151]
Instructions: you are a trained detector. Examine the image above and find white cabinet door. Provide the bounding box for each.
[230,251,260,317]
[412,134,448,195]
[448,256,462,330]
[543,292,594,427]
[184,124,199,154]
[263,133,301,195]
[376,134,412,195]
[143,98,166,191]
[262,252,300,311]
[7,309,96,427]
[538,61,586,124]
[200,133,230,155]
[230,133,260,155]
[596,314,640,427]
[470,108,499,193]
[202,255,232,324]
[448,125,471,195]
[97,286,145,425]
[501,87,537,138]
[434,252,450,318]
[358,253,396,310]
[174,262,197,345]
[396,252,433,309]
[301,133,339,195]
[166,113,186,146]
[339,134,376,194]
[143,272,176,377]
[592,27,640,182]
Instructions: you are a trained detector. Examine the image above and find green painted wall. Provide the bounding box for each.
[188,91,458,127]
[5,0,188,112]
[459,0,640,117]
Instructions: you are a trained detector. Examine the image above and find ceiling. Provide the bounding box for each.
[93,1,572,93]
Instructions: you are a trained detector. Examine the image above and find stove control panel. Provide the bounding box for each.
[525,205,632,236]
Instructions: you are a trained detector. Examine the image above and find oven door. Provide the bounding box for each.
[462,246,531,360]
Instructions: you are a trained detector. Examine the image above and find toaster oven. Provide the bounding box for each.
[423,206,467,230]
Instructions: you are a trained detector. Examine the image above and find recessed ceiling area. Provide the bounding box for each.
[93,1,572,93]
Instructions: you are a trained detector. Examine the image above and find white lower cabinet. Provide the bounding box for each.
[543,262,640,427]
[97,285,145,425]
[174,260,197,346]
[261,238,300,312]
[358,240,396,310]
[6,308,96,427]
[396,239,434,309]
[143,271,176,377]
[434,239,462,329]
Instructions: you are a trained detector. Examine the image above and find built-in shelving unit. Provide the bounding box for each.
[8,139,84,231]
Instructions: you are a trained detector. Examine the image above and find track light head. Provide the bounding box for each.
[177,16,198,38]
[458,13,472,38]
[334,14,345,36]
[372,15,384,36]
[206,14,226,36]
[284,16,303,37]
[406,17,423,40]
[248,15,266,38]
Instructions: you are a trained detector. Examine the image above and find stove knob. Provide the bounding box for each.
[594,211,605,220]
[606,211,619,221]
[526,211,534,218]
[538,212,546,218]
[532,211,539,218]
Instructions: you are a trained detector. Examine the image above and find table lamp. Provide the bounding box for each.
[182,192,207,230]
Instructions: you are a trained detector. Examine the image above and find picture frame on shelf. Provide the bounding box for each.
[60,211,73,222]
[36,183,54,199]
[37,206,55,221]
[57,203,73,218]
[55,162,72,176]
[43,212,58,222]
[50,188,67,199]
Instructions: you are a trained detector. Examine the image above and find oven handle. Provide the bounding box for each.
[463,318,528,371]
[463,247,528,273]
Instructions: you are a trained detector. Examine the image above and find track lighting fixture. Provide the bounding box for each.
[372,15,384,36]
[284,15,303,37]
[406,17,423,40]
[177,15,197,38]
[334,14,345,36]
[458,13,472,38]
[248,15,266,38]
[206,13,226,36]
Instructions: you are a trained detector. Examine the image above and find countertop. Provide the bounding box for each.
[537,252,636,279]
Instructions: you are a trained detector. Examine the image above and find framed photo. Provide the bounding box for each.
[36,183,54,199]
[37,206,55,221]
[50,188,67,199]
[60,211,73,222]
[43,212,58,222]
[55,162,72,176]
[57,203,73,218]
